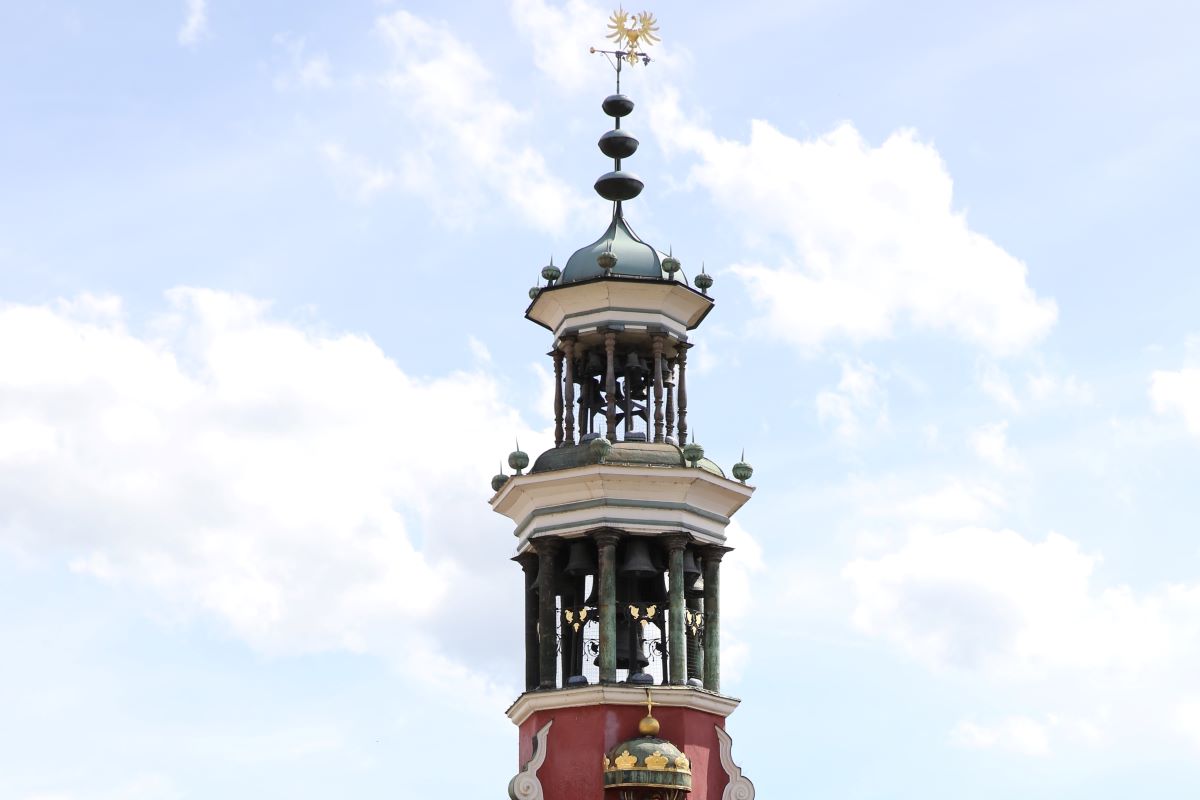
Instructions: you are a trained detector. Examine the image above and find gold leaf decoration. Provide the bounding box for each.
[614,750,637,770]
[674,753,691,771]
[645,750,669,770]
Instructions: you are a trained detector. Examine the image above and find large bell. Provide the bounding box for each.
[633,574,667,605]
[584,351,604,375]
[618,539,658,579]
[594,612,649,671]
[683,548,704,599]
[563,540,597,576]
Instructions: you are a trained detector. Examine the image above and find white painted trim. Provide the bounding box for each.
[508,720,553,800]
[716,726,755,800]
[506,685,740,726]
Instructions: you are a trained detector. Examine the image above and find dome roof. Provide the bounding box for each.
[561,213,665,283]
[603,735,692,792]
[531,440,725,478]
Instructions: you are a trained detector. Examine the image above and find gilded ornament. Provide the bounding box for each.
[614,750,637,770]
[629,604,640,619]
[645,751,669,770]
[674,753,691,771]
[564,609,574,623]
[606,8,660,62]
[603,755,611,770]
[645,604,657,618]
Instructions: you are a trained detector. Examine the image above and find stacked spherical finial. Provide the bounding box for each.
[594,94,645,202]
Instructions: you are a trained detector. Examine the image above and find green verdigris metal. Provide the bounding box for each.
[603,736,692,792]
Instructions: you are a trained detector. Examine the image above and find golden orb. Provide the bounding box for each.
[637,714,660,737]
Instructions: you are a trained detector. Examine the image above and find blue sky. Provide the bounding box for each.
[2,1,1200,797]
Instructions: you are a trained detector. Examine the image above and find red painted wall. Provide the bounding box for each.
[517,702,729,800]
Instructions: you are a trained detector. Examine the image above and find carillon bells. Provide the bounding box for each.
[593,611,650,671]
[683,547,705,599]
[563,540,597,576]
[618,538,658,579]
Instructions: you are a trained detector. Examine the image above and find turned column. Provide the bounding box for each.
[536,539,562,689]
[701,546,727,692]
[552,349,564,448]
[665,534,687,685]
[595,531,620,683]
[604,330,617,442]
[665,360,676,442]
[516,553,539,692]
[563,337,576,445]
[652,335,665,443]
[677,344,690,445]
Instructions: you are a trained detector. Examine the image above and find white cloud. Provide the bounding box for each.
[649,92,1057,355]
[510,0,607,91]
[897,479,1006,526]
[321,143,398,202]
[177,0,207,46]
[1150,365,1200,435]
[977,361,1020,410]
[844,526,1200,678]
[370,10,584,232]
[950,715,1051,756]
[970,420,1021,470]
[272,33,333,90]
[0,290,544,677]
[816,360,888,442]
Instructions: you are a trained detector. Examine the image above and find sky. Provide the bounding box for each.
[2,0,1200,797]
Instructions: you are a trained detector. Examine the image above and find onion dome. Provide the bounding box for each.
[694,265,713,294]
[541,257,561,283]
[732,450,753,484]
[491,470,509,492]
[528,286,540,300]
[603,736,692,794]
[561,214,666,283]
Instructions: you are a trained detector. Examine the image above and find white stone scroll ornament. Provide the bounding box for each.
[715,725,755,800]
[508,720,553,800]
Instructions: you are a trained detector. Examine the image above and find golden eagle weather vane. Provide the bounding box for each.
[590,7,660,88]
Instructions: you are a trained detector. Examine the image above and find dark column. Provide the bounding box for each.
[595,531,619,683]
[563,337,576,445]
[536,539,562,689]
[652,335,665,443]
[516,553,539,692]
[604,330,617,442]
[677,344,689,445]
[665,359,676,442]
[665,534,687,685]
[553,349,564,448]
[702,546,728,692]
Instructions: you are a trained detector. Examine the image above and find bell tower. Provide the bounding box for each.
[492,11,755,800]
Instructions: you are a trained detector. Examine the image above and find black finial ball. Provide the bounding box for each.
[594,170,644,202]
[598,129,639,159]
[602,94,635,118]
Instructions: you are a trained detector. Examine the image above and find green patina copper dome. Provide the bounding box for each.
[561,214,667,283]
[531,441,724,478]
[603,736,692,792]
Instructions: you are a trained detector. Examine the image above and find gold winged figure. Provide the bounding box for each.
[606,8,661,63]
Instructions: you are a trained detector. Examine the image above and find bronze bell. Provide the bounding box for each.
[618,539,658,579]
[593,612,650,671]
[563,540,597,576]
[683,547,704,599]
[584,351,604,375]
[634,574,667,605]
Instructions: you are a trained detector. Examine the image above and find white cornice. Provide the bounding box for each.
[506,684,741,726]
